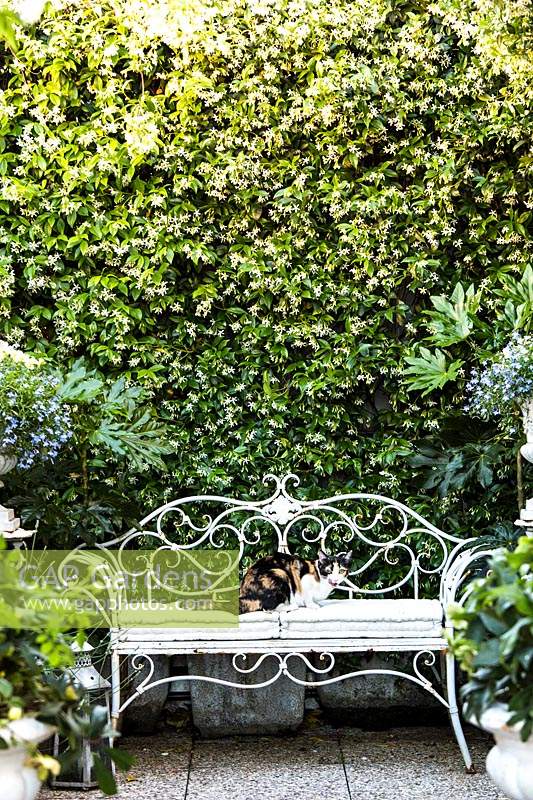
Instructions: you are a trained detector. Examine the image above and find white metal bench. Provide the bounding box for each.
[103,473,493,771]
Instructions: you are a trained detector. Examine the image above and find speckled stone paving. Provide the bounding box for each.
[38,721,505,800]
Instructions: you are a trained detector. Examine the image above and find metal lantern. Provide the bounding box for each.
[51,642,115,790]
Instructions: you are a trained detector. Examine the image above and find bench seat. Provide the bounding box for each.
[104,474,490,772]
[112,599,443,645]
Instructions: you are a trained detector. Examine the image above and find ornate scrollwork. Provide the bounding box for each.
[412,650,437,686]
[130,653,155,693]
[97,474,469,599]
[117,648,448,715]
[263,495,303,526]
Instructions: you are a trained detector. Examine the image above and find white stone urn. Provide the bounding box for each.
[518,399,533,534]
[0,454,35,545]
[0,454,17,477]
[0,717,55,800]
[474,704,533,800]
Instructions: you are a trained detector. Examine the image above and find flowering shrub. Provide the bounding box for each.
[0,0,531,547]
[5,358,172,547]
[465,335,533,421]
[0,342,72,469]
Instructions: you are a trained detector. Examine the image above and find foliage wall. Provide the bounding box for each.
[0,0,532,547]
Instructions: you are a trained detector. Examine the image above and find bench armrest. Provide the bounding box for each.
[439,542,499,629]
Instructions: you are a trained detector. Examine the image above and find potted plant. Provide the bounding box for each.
[465,334,533,424]
[449,537,533,800]
[465,333,533,524]
[0,625,70,800]
[0,543,131,797]
[0,341,72,473]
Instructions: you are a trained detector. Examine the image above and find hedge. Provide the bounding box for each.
[0,0,532,550]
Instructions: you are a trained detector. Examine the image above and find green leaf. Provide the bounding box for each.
[424,283,480,346]
[57,362,102,402]
[403,348,463,396]
[478,612,507,636]
[0,8,19,51]
[90,703,111,733]
[92,754,117,796]
[102,746,135,771]
[472,639,501,668]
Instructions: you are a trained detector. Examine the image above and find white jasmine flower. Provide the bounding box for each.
[0,341,40,367]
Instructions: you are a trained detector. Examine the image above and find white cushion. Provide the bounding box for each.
[279,599,443,639]
[112,600,444,645]
[113,611,280,642]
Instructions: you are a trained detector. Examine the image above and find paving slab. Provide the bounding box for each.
[38,731,192,800]
[185,729,350,800]
[340,724,506,800]
[37,720,504,800]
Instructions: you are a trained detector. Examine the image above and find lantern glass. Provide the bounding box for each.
[50,643,115,790]
[51,734,114,790]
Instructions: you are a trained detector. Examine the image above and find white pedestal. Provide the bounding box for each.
[0,505,35,547]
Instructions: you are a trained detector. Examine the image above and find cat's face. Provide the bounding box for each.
[316,548,353,588]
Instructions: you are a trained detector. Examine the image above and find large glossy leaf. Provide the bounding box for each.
[424,283,481,346]
[403,348,463,396]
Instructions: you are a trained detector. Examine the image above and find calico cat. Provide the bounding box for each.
[239,549,353,613]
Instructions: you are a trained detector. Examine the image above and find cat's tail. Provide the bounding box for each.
[239,596,262,614]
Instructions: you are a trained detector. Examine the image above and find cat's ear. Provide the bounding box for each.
[317,548,329,563]
[341,550,353,566]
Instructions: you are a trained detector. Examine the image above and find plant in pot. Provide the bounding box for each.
[6,356,173,549]
[465,333,533,522]
[0,543,132,798]
[0,341,72,475]
[449,536,533,800]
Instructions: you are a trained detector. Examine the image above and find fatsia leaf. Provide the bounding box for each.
[57,361,102,402]
[424,282,480,346]
[90,414,172,471]
[403,348,463,396]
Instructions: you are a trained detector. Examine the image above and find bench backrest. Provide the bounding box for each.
[99,474,467,600]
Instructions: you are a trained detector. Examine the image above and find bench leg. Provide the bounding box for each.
[445,651,475,773]
[111,650,121,731]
